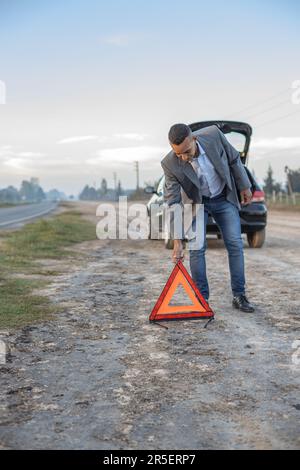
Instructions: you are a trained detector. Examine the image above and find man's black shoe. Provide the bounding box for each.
[232,295,255,312]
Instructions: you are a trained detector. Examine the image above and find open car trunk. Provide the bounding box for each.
[188,120,252,165]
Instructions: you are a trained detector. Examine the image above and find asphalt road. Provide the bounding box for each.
[0,201,59,229]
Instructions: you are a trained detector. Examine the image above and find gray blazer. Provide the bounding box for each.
[161,124,251,239]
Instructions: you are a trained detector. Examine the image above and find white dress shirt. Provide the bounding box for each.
[190,141,225,197]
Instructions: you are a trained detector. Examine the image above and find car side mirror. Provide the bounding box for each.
[144,186,157,194]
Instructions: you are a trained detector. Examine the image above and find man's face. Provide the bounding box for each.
[170,135,197,162]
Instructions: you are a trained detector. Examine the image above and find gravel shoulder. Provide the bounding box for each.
[0,203,299,450]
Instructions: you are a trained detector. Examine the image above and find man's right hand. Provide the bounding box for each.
[172,240,185,263]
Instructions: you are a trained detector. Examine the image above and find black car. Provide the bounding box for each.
[145,120,267,249]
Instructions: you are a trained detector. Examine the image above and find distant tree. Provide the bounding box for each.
[263,165,283,194]
[288,168,300,193]
[0,185,21,203]
[20,180,35,201]
[117,180,123,197]
[79,185,90,200]
[273,181,283,193]
[100,178,108,195]
[19,179,45,202]
[88,186,98,200]
[79,185,99,200]
[46,189,62,201]
[30,177,39,186]
[36,186,46,201]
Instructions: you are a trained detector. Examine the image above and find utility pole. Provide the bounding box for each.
[285,166,296,205]
[134,161,139,190]
[113,172,117,200]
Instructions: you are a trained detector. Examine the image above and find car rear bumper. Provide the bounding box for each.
[207,202,267,234]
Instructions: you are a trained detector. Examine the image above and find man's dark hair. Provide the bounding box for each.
[168,123,192,145]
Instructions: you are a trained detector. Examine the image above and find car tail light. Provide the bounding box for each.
[251,190,265,202]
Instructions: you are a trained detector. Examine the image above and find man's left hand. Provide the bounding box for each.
[240,188,252,205]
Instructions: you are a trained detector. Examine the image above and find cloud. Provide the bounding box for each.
[3,158,32,170]
[87,145,168,166]
[57,134,148,145]
[0,145,12,151]
[57,135,103,144]
[102,34,131,47]
[0,146,45,162]
[17,152,45,158]
[0,146,47,173]
[249,136,300,161]
[252,137,300,150]
[113,133,147,141]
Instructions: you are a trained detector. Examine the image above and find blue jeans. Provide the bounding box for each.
[189,194,245,300]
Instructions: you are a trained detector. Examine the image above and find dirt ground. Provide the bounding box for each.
[0,202,299,450]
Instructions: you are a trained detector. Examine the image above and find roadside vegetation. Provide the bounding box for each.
[0,207,96,329]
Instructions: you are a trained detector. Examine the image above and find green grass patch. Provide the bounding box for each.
[0,202,31,208]
[0,278,59,329]
[1,210,96,270]
[0,208,96,329]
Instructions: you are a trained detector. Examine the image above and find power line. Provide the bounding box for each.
[243,98,291,120]
[255,107,300,129]
[134,161,139,190]
[224,87,291,119]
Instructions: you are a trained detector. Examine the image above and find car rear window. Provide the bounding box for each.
[224,131,246,153]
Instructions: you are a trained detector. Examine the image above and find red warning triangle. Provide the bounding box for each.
[149,260,214,322]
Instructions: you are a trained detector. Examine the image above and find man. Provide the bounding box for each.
[161,123,255,312]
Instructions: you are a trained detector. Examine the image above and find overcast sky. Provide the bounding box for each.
[0,0,299,195]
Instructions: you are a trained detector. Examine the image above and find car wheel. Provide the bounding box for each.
[247,228,265,248]
[147,216,151,239]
